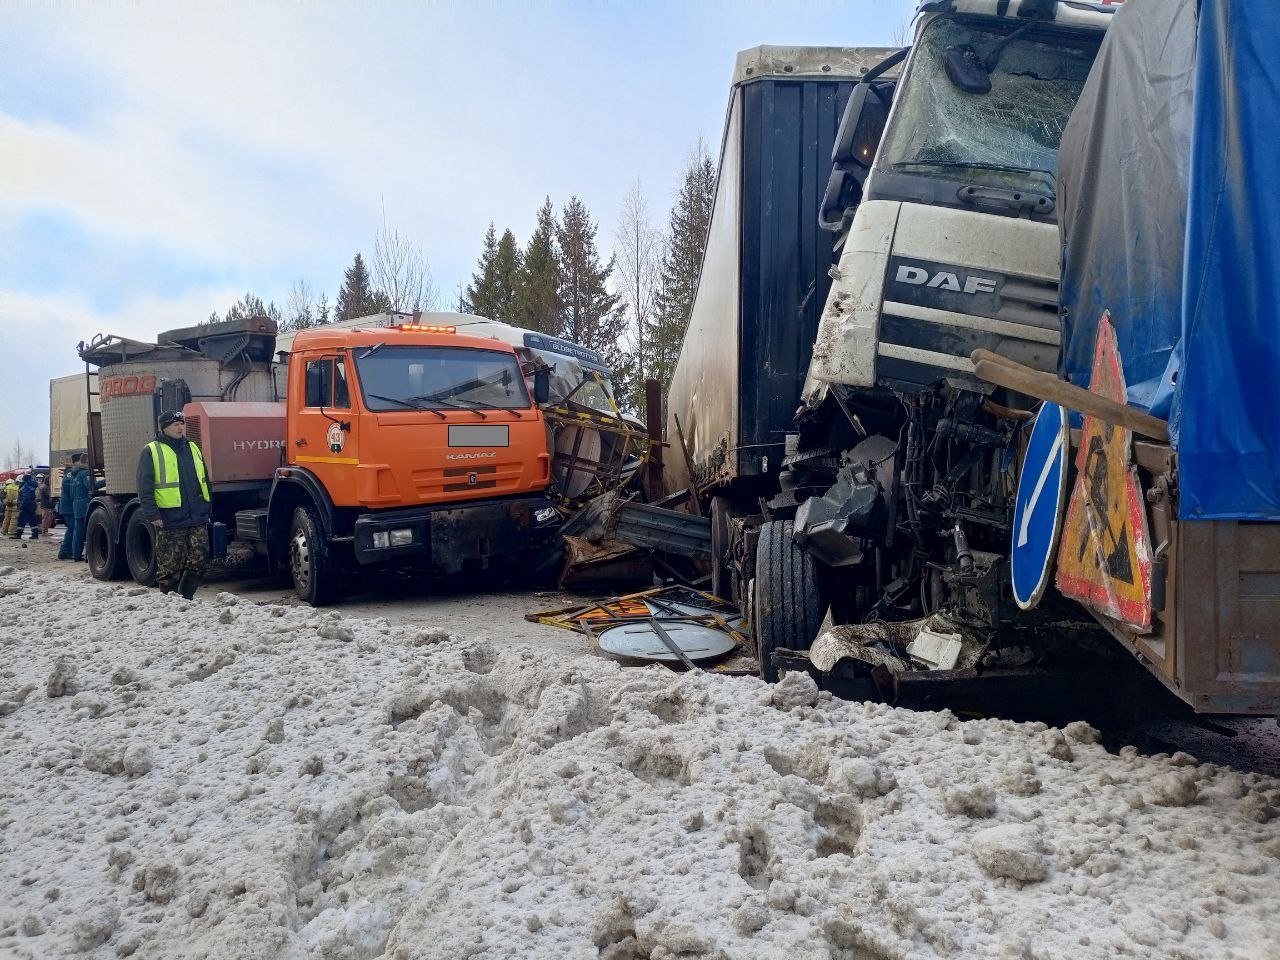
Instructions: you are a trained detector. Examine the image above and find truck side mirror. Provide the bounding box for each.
[533,368,550,405]
[825,78,896,232]
[831,80,895,172]
[944,44,991,94]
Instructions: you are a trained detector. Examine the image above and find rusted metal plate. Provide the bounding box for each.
[1176,520,1280,713]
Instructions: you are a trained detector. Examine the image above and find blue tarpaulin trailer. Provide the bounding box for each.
[1058,0,1280,522]
[1056,0,1280,711]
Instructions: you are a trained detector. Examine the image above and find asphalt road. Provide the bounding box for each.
[2,528,595,661]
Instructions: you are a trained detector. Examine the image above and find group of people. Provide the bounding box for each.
[1,471,45,541]
[1,412,212,598]
[0,455,95,557]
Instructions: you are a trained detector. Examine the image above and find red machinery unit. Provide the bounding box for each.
[182,401,286,485]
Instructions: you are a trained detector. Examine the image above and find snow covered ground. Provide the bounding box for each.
[1,566,1278,960]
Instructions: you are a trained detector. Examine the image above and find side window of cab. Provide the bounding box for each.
[304,357,351,409]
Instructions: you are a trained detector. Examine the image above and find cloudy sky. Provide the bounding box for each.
[1,0,910,462]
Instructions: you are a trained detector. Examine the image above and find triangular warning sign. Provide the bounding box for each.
[1055,313,1154,629]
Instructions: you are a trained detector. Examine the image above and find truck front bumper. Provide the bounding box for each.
[351,495,561,573]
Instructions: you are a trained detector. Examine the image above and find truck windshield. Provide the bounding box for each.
[354,346,531,412]
[879,17,1100,196]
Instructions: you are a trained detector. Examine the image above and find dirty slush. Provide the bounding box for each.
[1,565,1278,959]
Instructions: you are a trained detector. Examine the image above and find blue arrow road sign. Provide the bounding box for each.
[1011,401,1069,610]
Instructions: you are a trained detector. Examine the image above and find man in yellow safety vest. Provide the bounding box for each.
[136,410,211,599]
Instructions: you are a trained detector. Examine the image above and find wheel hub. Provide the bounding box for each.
[290,530,312,591]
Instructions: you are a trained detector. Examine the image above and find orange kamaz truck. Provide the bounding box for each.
[79,315,562,604]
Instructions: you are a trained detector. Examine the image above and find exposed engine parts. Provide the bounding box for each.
[781,380,1038,633]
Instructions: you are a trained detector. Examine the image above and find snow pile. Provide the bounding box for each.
[1,568,1279,960]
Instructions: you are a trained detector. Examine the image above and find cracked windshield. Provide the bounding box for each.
[355,346,530,411]
[880,17,1099,196]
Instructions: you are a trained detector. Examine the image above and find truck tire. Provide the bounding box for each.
[289,506,339,606]
[710,496,733,602]
[85,510,127,581]
[753,519,826,683]
[124,510,159,587]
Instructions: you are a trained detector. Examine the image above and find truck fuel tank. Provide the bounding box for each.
[182,401,286,485]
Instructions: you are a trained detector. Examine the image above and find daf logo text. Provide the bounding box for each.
[895,264,998,295]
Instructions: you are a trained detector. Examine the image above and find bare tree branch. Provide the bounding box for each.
[372,214,439,314]
[286,278,316,331]
[613,177,663,396]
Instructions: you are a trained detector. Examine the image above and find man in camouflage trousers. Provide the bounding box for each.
[136,411,211,599]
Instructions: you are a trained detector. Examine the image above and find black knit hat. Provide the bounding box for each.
[157,410,185,430]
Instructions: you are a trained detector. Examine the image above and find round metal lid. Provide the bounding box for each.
[596,620,738,663]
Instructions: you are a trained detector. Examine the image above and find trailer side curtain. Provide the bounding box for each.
[1172,0,1280,520]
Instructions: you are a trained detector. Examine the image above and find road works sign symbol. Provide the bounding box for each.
[1055,313,1153,629]
[1011,401,1068,610]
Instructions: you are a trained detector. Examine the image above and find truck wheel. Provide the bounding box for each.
[85,510,127,581]
[289,506,338,606]
[753,519,826,683]
[124,511,158,586]
[710,496,733,601]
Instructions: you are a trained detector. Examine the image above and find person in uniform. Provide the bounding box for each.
[1,477,19,537]
[136,411,211,599]
[13,471,39,539]
[37,473,54,534]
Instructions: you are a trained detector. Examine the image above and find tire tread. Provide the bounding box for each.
[754,520,825,682]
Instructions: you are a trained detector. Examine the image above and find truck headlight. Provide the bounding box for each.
[372,531,389,549]
[535,507,558,525]
[389,528,414,546]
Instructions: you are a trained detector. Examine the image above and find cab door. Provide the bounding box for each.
[289,352,359,502]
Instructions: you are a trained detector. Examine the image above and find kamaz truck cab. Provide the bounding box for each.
[256,321,562,603]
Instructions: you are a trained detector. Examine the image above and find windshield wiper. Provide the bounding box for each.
[366,393,446,419]
[407,395,489,418]
[356,342,386,360]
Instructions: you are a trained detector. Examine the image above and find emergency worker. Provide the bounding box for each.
[14,472,39,539]
[56,455,77,559]
[37,474,54,534]
[1,477,19,537]
[65,455,92,561]
[137,411,211,599]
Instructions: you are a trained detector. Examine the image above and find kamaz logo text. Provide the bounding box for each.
[895,265,998,295]
[445,452,497,460]
[232,440,285,451]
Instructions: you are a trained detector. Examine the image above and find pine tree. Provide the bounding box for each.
[557,196,624,367]
[465,224,522,324]
[221,292,269,322]
[335,252,386,321]
[650,141,717,388]
[316,292,332,325]
[465,224,498,316]
[514,197,562,335]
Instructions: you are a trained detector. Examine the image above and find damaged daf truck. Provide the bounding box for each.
[666,2,1119,696]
